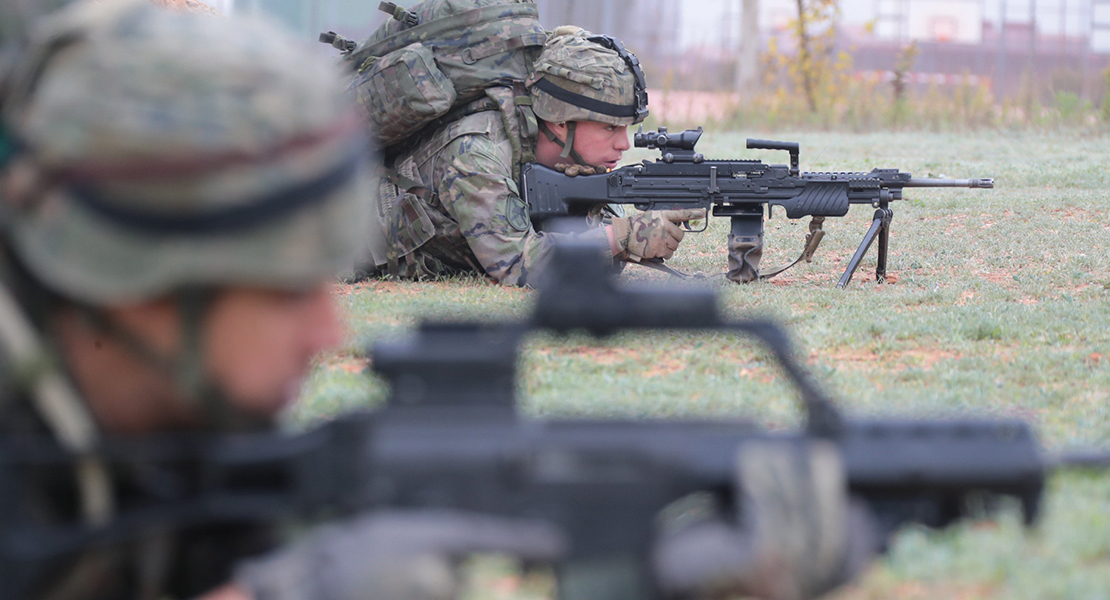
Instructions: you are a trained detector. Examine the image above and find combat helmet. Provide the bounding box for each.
[527,26,648,163]
[1,0,79,163]
[0,0,371,426]
[1,0,370,305]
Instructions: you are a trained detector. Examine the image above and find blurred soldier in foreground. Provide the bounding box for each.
[0,2,563,599]
[348,9,704,284]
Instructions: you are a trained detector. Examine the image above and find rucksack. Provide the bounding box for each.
[325,0,546,152]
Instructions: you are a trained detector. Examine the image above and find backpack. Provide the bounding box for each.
[328,0,546,155]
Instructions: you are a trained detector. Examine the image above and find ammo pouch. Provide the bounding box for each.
[727,232,763,284]
[383,180,478,280]
[726,212,764,283]
[384,182,435,277]
[728,216,827,283]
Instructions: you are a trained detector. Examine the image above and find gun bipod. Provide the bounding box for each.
[837,201,894,288]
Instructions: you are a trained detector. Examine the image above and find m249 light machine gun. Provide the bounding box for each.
[522,127,994,287]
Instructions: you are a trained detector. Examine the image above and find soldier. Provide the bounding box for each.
[0,2,564,599]
[370,27,705,285]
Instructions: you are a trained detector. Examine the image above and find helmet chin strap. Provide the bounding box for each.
[539,120,589,166]
[77,289,271,432]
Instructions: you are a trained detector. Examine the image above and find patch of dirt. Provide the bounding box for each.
[644,357,686,378]
[319,354,371,374]
[737,366,776,384]
[335,280,426,296]
[833,581,999,600]
[981,271,1016,284]
[819,346,962,370]
[1048,206,1104,221]
[563,346,638,366]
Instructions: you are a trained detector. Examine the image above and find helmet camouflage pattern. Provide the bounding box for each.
[527,26,648,126]
[1,0,76,105]
[0,0,371,304]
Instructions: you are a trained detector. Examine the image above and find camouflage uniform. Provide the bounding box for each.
[0,2,370,597]
[383,110,585,284]
[374,27,647,285]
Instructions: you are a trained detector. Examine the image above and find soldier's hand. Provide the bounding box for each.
[652,441,877,600]
[611,208,706,261]
[234,510,566,600]
[554,162,603,177]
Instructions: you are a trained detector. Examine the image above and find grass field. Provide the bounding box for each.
[299,130,1110,599]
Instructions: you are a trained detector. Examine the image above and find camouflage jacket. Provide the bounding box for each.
[380,108,609,286]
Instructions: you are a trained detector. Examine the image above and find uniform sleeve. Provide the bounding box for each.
[434,132,604,286]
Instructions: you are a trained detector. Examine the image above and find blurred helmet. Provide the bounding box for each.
[0,0,371,305]
[527,26,649,127]
[0,0,77,53]
[1,0,78,119]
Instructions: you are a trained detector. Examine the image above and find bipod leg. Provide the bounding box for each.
[875,206,893,283]
[836,206,893,288]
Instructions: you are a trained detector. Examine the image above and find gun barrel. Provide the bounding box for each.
[1049,450,1110,469]
[905,178,994,189]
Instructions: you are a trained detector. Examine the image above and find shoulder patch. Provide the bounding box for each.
[505,196,531,232]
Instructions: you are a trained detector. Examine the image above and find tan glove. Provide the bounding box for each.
[653,441,876,600]
[554,162,605,177]
[611,209,707,261]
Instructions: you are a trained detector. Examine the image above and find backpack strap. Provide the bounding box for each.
[384,83,538,191]
[483,83,539,183]
[383,95,502,164]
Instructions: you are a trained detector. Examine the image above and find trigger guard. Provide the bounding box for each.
[684,218,709,233]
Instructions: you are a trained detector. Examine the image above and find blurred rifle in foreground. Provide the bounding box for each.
[2,243,1105,600]
[523,127,993,286]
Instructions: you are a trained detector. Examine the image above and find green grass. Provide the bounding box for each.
[298,130,1110,599]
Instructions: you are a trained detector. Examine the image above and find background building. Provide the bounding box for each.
[198,0,1108,103]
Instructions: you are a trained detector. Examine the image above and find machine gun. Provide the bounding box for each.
[522,127,994,287]
[1,243,1102,600]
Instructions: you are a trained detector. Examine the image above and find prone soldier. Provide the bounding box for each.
[354,17,705,285]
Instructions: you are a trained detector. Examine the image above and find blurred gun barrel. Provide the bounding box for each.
[905,177,994,189]
[1049,449,1110,469]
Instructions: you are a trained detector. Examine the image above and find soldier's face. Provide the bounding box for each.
[572,121,631,169]
[203,283,344,419]
[57,282,344,433]
[540,120,631,169]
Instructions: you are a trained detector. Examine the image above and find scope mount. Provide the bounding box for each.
[635,126,705,164]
